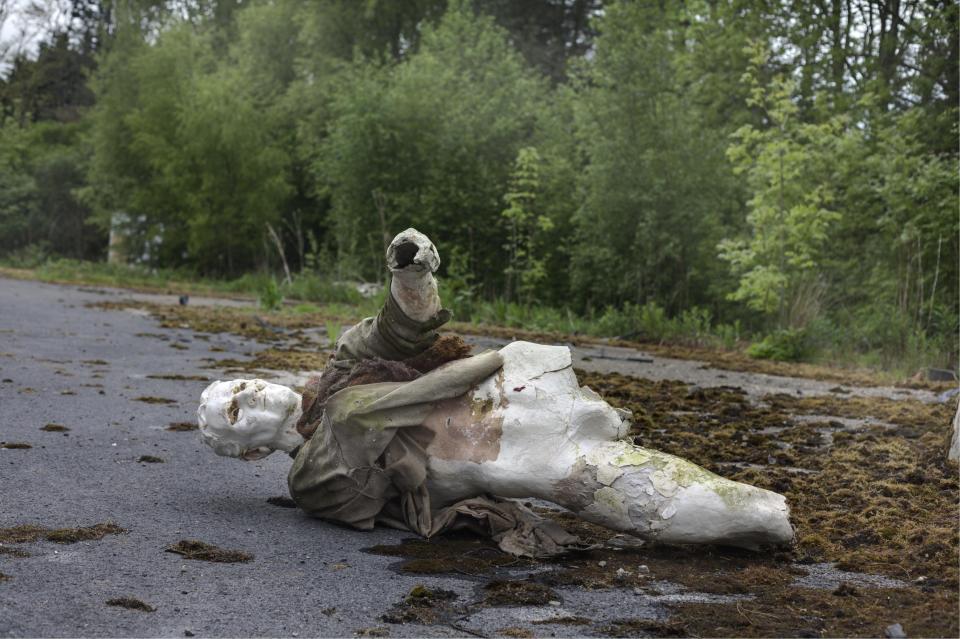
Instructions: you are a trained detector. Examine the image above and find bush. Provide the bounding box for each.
[258,278,284,311]
[747,329,810,362]
[283,273,364,305]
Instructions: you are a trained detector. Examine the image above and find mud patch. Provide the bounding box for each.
[137,455,164,463]
[40,424,69,432]
[166,540,253,563]
[166,421,197,432]
[0,442,31,449]
[366,534,534,576]
[106,597,155,612]
[133,396,177,404]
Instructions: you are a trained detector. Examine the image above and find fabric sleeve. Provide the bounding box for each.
[332,292,452,368]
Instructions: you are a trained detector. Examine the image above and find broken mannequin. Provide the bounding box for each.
[198,229,794,557]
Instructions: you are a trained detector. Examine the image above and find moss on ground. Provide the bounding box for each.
[106,597,155,612]
[0,522,125,544]
[166,421,197,431]
[165,539,252,563]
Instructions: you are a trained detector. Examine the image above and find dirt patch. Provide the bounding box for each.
[40,424,69,432]
[0,522,125,544]
[166,540,253,563]
[82,359,109,366]
[147,374,209,381]
[0,442,31,449]
[381,584,458,624]
[0,547,30,558]
[483,580,557,606]
[137,455,164,463]
[498,628,533,638]
[133,396,177,404]
[266,496,297,508]
[166,421,197,432]
[106,597,155,612]
[0,572,9,582]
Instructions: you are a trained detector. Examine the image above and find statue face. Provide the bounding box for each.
[197,379,302,460]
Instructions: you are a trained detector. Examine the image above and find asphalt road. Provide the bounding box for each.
[0,277,675,638]
[0,277,922,638]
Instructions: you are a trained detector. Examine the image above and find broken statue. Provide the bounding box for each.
[198,229,794,557]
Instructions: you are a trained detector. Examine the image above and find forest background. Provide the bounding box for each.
[0,0,957,376]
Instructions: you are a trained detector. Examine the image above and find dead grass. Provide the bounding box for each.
[106,597,155,612]
[165,540,253,563]
[0,522,125,544]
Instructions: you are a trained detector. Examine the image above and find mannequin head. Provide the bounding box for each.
[198,379,303,460]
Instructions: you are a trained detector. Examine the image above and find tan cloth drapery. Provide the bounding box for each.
[287,294,583,557]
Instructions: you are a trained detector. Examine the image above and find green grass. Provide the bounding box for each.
[1,258,952,377]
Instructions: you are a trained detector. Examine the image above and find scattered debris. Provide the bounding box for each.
[167,422,198,432]
[46,523,126,543]
[147,374,209,381]
[483,580,557,607]
[133,396,177,404]
[832,582,860,597]
[599,618,688,637]
[266,496,297,508]
[106,597,155,612]
[381,584,457,624]
[354,627,389,637]
[0,522,125,545]
[166,540,252,563]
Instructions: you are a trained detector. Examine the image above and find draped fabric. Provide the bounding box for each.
[286,293,583,557]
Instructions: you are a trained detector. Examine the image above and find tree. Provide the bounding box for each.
[719,43,844,328]
[570,1,737,313]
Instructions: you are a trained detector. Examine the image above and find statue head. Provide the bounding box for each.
[197,379,304,460]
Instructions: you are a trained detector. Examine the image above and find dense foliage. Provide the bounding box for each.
[0,0,956,370]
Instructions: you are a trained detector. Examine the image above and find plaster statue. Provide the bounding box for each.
[199,229,794,556]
